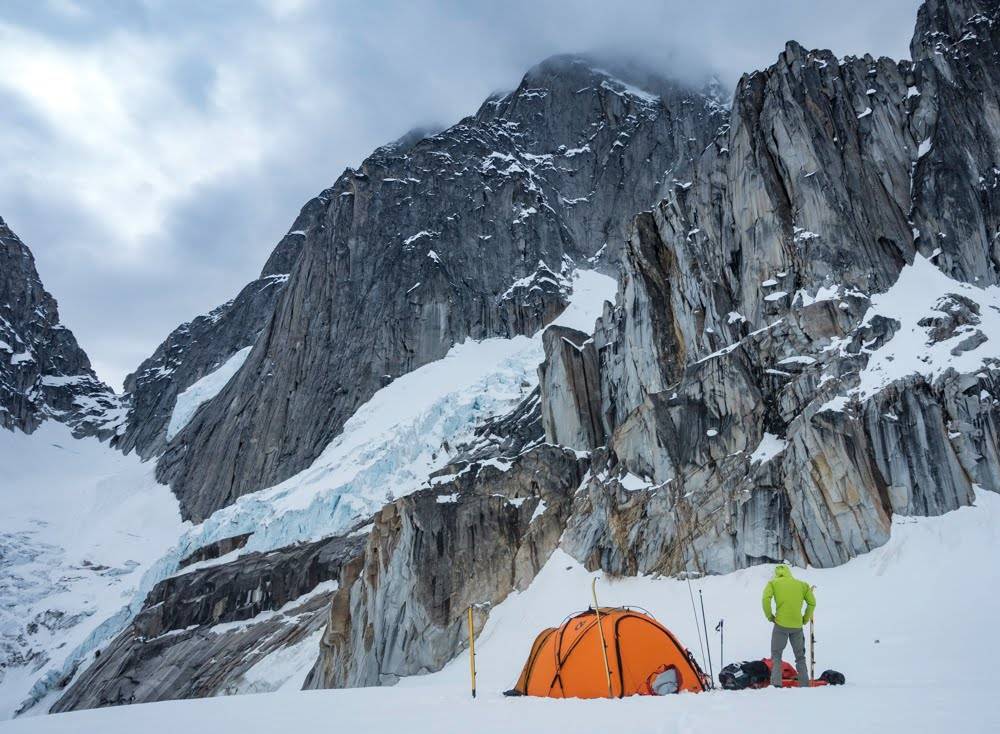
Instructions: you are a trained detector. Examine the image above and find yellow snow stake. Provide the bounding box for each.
[591,578,614,697]
[468,605,477,698]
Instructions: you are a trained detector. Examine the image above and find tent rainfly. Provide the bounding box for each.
[505,607,710,698]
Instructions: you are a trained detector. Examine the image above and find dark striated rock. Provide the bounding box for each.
[0,217,121,437]
[50,534,364,711]
[177,533,253,569]
[538,326,604,450]
[154,57,726,521]
[115,213,309,458]
[305,444,587,688]
[908,0,1000,284]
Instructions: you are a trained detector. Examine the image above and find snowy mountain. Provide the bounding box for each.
[2,0,1000,728]
[0,218,122,437]
[145,55,726,523]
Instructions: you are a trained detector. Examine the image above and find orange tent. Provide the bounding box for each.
[506,607,709,698]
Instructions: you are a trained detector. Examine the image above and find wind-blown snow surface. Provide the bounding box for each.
[6,492,999,733]
[0,424,183,719]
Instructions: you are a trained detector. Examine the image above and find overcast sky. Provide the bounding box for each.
[1,0,920,389]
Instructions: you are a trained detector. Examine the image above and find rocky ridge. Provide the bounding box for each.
[562,0,1000,574]
[50,534,364,711]
[0,217,121,437]
[151,57,726,521]
[9,0,1000,716]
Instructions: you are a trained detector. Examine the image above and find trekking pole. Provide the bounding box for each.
[809,585,816,681]
[591,578,614,697]
[467,606,477,698]
[699,590,714,684]
[715,619,724,671]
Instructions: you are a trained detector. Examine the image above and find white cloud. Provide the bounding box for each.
[0,1,920,388]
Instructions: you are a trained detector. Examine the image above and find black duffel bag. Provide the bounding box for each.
[718,660,770,690]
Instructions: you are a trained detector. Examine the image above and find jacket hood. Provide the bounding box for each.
[773,564,792,578]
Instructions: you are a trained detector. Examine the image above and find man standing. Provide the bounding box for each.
[762,564,816,687]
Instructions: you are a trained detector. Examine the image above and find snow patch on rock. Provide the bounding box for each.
[166,346,252,440]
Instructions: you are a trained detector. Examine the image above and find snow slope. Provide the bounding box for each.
[0,423,184,719]
[820,253,1000,410]
[154,270,616,569]
[5,491,998,733]
[1,270,616,717]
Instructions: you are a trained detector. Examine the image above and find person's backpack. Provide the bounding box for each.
[718,660,770,690]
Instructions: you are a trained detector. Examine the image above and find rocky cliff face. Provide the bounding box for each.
[50,533,364,710]
[537,325,604,450]
[559,0,1000,575]
[0,217,121,437]
[153,57,726,521]
[114,223,305,459]
[305,444,586,688]
[21,0,1000,715]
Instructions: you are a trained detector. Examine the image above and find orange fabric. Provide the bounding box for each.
[760,659,829,688]
[510,608,707,698]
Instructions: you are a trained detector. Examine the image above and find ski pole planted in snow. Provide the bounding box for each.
[591,578,614,697]
[467,606,477,698]
[715,618,724,673]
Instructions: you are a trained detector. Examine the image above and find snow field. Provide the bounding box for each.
[0,270,616,718]
[0,423,184,718]
[5,491,999,733]
[166,346,252,440]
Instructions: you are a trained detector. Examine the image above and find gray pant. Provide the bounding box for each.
[770,624,809,687]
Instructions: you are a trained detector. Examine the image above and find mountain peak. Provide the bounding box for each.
[0,218,122,437]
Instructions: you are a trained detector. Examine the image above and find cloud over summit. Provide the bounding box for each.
[0,0,919,388]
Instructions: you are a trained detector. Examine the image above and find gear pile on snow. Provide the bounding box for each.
[719,659,846,690]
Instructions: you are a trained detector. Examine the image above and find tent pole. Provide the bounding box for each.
[591,578,614,697]
[699,590,714,684]
[686,577,708,673]
[468,606,477,698]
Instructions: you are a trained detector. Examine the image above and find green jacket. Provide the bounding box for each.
[762,564,816,628]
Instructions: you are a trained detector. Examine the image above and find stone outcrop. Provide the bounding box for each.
[556,0,1000,575]
[153,57,726,521]
[305,444,587,688]
[538,326,603,450]
[115,219,306,459]
[50,534,364,710]
[0,217,121,437]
